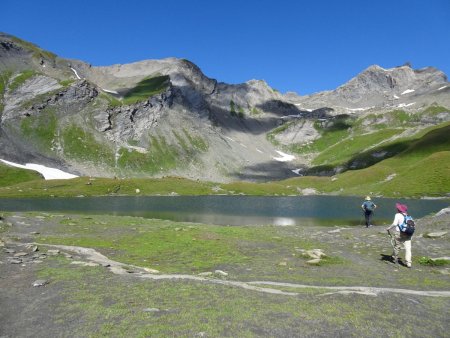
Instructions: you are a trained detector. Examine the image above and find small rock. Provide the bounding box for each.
[47,249,60,255]
[14,252,28,257]
[198,272,213,277]
[143,267,159,274]
[214,270,228,276]
[305,249,326,259]
[32,260,44,264]
[26,244,39,252]
[135,189,140,194]
[278,261,288,266]
[9,258,22,264]
[143,308,160,313]
[306,258,321,265]
[425,232,447,238]
[430,257,450,262]
[4,248,16,254]
[328,229,341,234]
[70,261,99,267]
[101,263,111,267]
[32,280,48,287]
[30,232,40,235]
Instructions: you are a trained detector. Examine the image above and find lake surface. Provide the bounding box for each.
[1,196,448,226]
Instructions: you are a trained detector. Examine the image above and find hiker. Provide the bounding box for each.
[361,196,377,227]
[385,203,412,268]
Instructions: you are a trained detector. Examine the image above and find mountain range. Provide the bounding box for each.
[1,33,449,185]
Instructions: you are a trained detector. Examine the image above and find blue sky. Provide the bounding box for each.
[3,0,450,94]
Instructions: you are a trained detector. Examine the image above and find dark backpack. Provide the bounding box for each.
[399,215,415,236]
[363,201,375,211]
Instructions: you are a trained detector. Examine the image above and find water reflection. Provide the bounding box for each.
[273,217,296,226]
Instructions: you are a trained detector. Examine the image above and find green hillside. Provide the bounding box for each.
[0,162,43,186]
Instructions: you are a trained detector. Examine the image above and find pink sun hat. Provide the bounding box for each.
[396,203,408,213]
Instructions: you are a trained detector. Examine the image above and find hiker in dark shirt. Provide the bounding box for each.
[361,196,377,227]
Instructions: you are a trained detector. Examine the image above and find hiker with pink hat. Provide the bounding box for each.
[385,203,413,268]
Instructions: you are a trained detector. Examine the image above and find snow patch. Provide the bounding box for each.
[292,169,302,175]
[0,159,78,180]
[256,148,263,154]
[70,67,81,80]
[346,106,374,112]
[294,104,312,112]
[397,102,415,108]
[126,146,148,154]
[102,88,119,95]
[401,89,415,95]
[273,151,295,162]
[393,95,399,99]
[438,85,447,91]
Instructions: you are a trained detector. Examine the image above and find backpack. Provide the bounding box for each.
[399,215,415,236]
[364,201,375,211]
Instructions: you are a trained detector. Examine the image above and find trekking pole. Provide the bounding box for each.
[387,229,395,250]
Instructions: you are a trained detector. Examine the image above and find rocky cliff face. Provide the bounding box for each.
[0,33,449,182]
[287,64,450,114]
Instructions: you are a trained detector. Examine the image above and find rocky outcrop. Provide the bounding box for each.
[94,86,173,141]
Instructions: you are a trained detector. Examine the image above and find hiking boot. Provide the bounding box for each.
[406,263,411,268]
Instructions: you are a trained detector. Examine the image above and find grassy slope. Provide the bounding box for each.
[107,75,170,107]
[0,163,43,186]
[0,121,448,197]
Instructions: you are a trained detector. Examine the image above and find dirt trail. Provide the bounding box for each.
[28,242,450,298]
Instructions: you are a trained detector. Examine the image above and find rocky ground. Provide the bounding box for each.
[0,210,449,337]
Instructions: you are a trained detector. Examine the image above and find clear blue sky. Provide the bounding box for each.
[3,0,450,94]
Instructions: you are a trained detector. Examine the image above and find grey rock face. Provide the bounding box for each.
[2,75,62,120]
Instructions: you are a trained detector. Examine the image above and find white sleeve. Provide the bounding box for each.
[392,213,403,226]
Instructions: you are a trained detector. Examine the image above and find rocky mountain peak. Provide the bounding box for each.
[288,63,449,112]
[339,64,447,95]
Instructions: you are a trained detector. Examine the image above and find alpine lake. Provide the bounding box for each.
[1,195,448,227]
